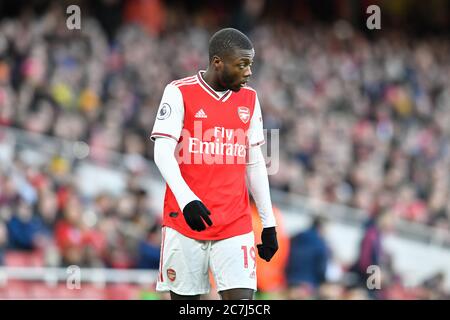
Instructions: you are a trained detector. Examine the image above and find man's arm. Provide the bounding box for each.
[246,145,278,261]
[153,137,212,231]
[246,93,278,261]
[151,83,212,232]
[154,137,199,210]
[246,145,276,228]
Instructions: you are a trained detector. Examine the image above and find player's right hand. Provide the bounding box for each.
[182,200,213,231]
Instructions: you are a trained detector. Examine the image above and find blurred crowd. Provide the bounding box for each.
[1,2,450,231]
[258,23,450,232]
[0,1,450,299]
[0,156,162,269]
[281,214,449,300]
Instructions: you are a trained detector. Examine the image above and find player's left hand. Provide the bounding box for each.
[257,227,278,262]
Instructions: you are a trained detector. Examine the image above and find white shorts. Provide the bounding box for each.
[156,226,257,296]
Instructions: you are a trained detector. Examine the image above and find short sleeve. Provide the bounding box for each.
[248,93,265,147]
[150,84,184,142]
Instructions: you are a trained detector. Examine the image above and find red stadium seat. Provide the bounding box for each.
[29,282,54,299]
[4,251,44,267]
[78,284,106,300]
[5,281,30,299]
[106,284,141,300]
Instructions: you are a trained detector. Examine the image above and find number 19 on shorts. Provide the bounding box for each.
[241,245,256,269]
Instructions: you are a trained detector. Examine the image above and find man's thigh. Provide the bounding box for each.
[210,231,257,295]
[156,227,211,296]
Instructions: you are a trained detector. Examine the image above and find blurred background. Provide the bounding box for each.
[0,0,449,300]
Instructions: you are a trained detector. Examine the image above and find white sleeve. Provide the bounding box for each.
[153,137,200,210]
[247,93,265,147]
[151,84,184,142]
[246,145,277,228]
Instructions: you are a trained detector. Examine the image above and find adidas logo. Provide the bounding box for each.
[195,109,208,118]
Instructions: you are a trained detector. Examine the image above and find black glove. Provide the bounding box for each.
[182,200,213,231]
[257,227,278,262]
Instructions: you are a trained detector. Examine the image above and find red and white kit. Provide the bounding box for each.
[152,71,274,295]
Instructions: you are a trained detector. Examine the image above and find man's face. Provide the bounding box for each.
[216,48,254,92]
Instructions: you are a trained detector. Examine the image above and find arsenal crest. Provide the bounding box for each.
[167,268,176,281]
[238,107,250,124]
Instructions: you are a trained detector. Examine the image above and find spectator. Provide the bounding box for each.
[136,223,161,270]
[349,210,394,298]
[55,194,105,267]
[6,198,49,251]
[285,216,329,298]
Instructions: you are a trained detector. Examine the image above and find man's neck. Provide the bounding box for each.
[202,69,227,92]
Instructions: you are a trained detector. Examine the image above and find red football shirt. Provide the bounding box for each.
[151,71,265,240]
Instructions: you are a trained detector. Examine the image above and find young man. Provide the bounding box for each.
[151,28,278,300]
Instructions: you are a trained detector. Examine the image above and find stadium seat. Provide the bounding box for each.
[106,284,141,300]
[5,280,30,299]
[4,251,44,267]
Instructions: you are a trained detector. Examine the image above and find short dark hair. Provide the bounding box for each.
[208,28,253,62]
[312,216,326,230]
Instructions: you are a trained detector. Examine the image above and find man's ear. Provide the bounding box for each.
[212,55,222,71]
